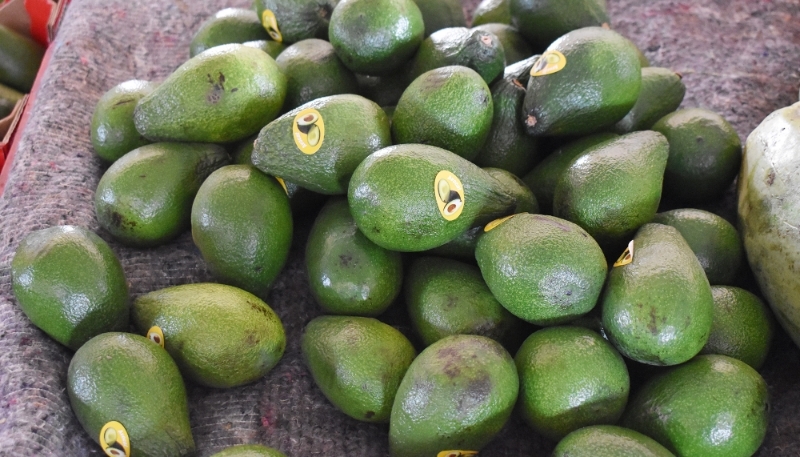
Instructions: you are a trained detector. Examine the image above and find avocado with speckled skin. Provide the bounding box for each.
[253,0,339,44]
[91,80,157,163]
[473,23,532,65]
[189,8,270,57]
[408,27,506,85]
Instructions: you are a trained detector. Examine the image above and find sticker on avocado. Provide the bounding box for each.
[484,213,520,232]
[613,240,634,267]
[261,10,283,42]
[275,177,289,195]
[292,108,325,155]
[100,421,131,457]
[530,50,567,77]
[434,171,465,221]
[437,451,478,457]
[147,326,165,348]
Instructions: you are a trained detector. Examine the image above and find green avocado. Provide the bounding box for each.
[483,167,538,214]
[210,445,287,457]
[253,0,339,44]
[94,142,230,247]
[553,425,676,457]
[411,0,465,37]
[0,25,45,92]
[242,39,287,59]
[91,80,157,163]
[67,333,195,457]
[252,94,391,194]
[473,23,533,65]
[472,0,511,26]
[302,316,416,422]
[613,67,685,133]
[189,8,270,57]
[510,0,609,50]
[191,165,292,297]
[408,27,506,85]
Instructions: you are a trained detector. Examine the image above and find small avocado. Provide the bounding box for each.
[67,333,195,456]
[622,355,769,457]
[601,223,714,365]
[11,226,129,350]
[522,132,618,214]
[476,213,607,325]
[95,142,229,247]
[408,27,506,85]
[210,445,287,457]
[405,256,525,348]
[553,425,676,457]
[411,0,465,37]
[613,67,686,133]
[510,0,609,50]
[483,167,539,213]
[0,25,45,92]
[516,326,630,441]
[472,0,511,26]
[553,130,669,252]
[328,0,424,75]
[189,8,270,57]
[393,66,493,161]
[302,316,416,423]
[652,208,743,285]
[306,197,403,316]
[134,44,286,143]
[0,82,23,119]
[253,0,339,44]
[522,27,641,136]
[389,335,518,457]
[242,39,287,59]
[91,80,157,163]
[191,165,292,297]
[473,23,533,65]
[252,94,391,194]
[276,38,358,111]
[132,283,286,388]
[347,144,515,252]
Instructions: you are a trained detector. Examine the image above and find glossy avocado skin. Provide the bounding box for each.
[613,66,685,133]
[408,27,506,85]
[91,80,157,163]
[601,223,714,366]
[472,23,533,65]
[191,165,292,297]
[95,142,230,247]
[253,0,339,44]
[483,167,539,213]
[510,0,609,50]
[189,8,270,57]
[622,355,769,457]
[553,425,676,457]
[305,197,403,316]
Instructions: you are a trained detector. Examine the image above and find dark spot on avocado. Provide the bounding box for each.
[231,88,238,93]
[512,79,524,89]
[364,411,375,419]
[457,373,492,413]
[218,72,226,89]
[206,72,226,104]
[445,295,458,309]
[110,211,136,228]
[480,35,493,47]
[437,347,463,378]
[113,97,136,106]
[648,307,659,335]
[318,3,333,20]
[695,136,704,143]
[766,169,775,186]
[255,266,262,273]
[372,226,381,234]
[245,332,260,346]
[248,300,269,316]
[340,254,353,267]
[139,175,146,178]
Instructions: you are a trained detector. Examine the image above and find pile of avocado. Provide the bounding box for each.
[9,0,782,455]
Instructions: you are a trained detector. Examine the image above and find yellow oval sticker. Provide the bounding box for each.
[261,10,283,42]
[530,50,567,77]
[484,213,519,232]
[292,108,325,155]
[100,421,131,457]
[146,326,165,348]
[613,240,635,267]
[434,170,465,221]
[275,176,289,195]
[437,451,479,457]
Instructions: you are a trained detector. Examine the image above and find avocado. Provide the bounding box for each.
[356,72,409,107]
[622,354,769,457]
[425,225,483,261]
[328,0,424,75]
[652,208,743,285]
[613,67,685,133]
[0,25,45,92]
[472,0,511,26]
[305,197,403,316]
[510,0,609,50]
[516,326,630,441]
[276,38,358,111]
[302,316,416,422]
[473,23,533,65]
[522,132,618,214]
[253,0,339,44]
[134,44,286,143]
[392,66,493,161]
[389,335,518,456]
[67,333,195,456]
[553,130,669,252]
[411,0,465,36]
[252,94,391,194]
[242,39,287,59]
[11,226,129,351]
[191,165,292,297]
[408,27,506,85]
[475,213,607,324]
[91,80,157,163]
[522,27,641,136]
[347,144,515,251]
[94,142,230,247]
[483,167,539,213]
[0,82,23,119]
[210,444,287,457]
[553,425,676,457]
[132,283,286,388]
[601,223,714,365]
[189,8,270,57]
[405,256,525,348]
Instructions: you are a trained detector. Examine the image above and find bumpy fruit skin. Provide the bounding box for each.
[91,80,157,162]
[389,335,518,457]
[11,226,129,350]
[408,28,506,85]
[553,425,676,457]
[67,333,195,457]
[622,355,769,457]
[210,444,288,457]
[738,102,800,348]
[302,316,416,423]
[515,327,630,441]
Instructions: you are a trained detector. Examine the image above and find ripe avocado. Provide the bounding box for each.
[189,8,270,57]
[253,0,339,44]
[91,80,157,163]
[408,27,506,85]
[553,425,676,457]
